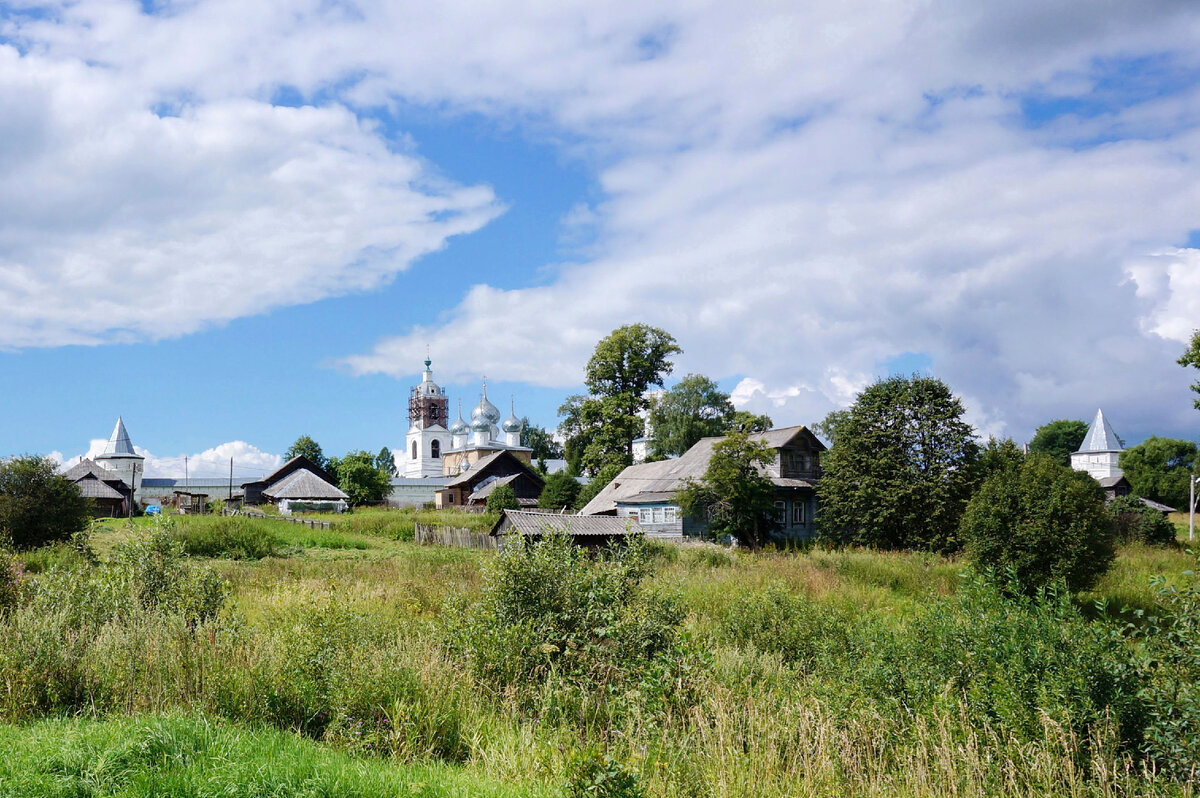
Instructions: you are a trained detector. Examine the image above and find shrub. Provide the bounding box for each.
[0,550,25,613]
[485,484,520,514]
[566,748,644,798]
[0,455,92,550]
[102,525,228,623]
[1132,553,1200,778]
[1108,495,1177,545]
[721,585,854,672]
[450,532,688,717]
[961,454,1115,593]
[538,472,580,511]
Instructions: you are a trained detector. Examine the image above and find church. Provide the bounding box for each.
[403,356,534,479]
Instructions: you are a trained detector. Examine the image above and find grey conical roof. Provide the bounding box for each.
[97,417,143,459]
[1076,409,1123,453]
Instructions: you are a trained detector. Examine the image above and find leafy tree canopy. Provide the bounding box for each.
[676,431,778,547]
[283,435,329,472]
[486,484,520,514]
[374,447,398,478]
[1180,329,1200,411]
[538,472,581,511]
[961,454,1115,594]
[648,374,735,459]
[817,375,980,552]
[1119,436,1198,511]
[520,420,563,461]
[727,410,773,434]
[558,325,681,475]
[330,450,391,507]
[1028,419,1088,467]
[0,455,92,550]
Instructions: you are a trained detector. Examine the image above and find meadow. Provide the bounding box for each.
[0,508,1197,797]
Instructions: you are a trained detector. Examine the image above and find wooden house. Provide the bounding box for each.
[62,458,133,517]
[435,450,544,510]
[242,455,348,514]
[580,426,826,542]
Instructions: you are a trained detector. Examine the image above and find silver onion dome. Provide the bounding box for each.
[501,412,523,434]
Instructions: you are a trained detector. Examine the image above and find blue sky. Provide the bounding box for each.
[1,0,1199,477]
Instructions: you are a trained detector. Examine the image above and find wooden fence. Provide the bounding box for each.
[238,509,334,530]
[415,523,499,550]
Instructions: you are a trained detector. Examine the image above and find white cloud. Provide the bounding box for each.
[5,0,1200,440]
[61,440,281,480]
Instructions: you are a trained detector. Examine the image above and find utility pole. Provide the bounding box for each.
[229,457,234,501]
[184,456,188,489]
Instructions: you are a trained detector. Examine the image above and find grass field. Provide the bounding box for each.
[1,510,1197,797]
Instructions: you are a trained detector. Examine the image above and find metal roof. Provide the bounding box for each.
[390,477,451,487]
[492,509,643,537]
[96,417,141,459]
[580,426,821,515]
[1076,409,1123,454]
[262,468,348,500]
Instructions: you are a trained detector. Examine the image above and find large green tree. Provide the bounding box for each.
[520,420,563,461]
[284,435,329,472]
[1180,329,1200,411]
[374,447,398,478]
[558,324,681,475]
[648,374,735,459]
[0,455,92,549]
[817,375,980,552]
[676,431,778,547]
[538,472,581,511]
[330,450,392,507]
[1028,419,1089,467]
[961,454,1115,594]
[1120,436,1198,511]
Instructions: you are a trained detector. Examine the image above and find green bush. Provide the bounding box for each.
[1132,553,1200,778]
[450,532,688,719]
[0,550,25,613]
[566,748,644,798]
[485,484,520,514]
[961,454,1115,593]
[538,471,581,511]
[0,455,92,550]
[1108,495,1177,545]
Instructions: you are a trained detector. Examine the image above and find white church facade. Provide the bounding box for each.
[403,357,533,478]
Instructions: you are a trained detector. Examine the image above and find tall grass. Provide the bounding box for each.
[1,528,1196,796]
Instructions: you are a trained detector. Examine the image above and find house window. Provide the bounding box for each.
[773,501,786,524]
[411,441,417,459]
[791,501,807,526]
[639,508,652,524]
[652,507,664,523]
[431,440,441,458]
[664,507,677,523]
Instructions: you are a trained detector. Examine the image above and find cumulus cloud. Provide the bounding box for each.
[5,0,1200,439]
[61,439,281,480]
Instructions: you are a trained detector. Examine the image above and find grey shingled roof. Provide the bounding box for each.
[492,509,643,537]
[262,468,348,500]
[63,458,115,483]
[580,426,819,515]
[468,473,520,502]
[75,475,125,500]
[1076,409,1123,453]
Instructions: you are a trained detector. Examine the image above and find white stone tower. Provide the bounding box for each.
[1070,409,1124,480]
[404,356,452,478]
[94,416,145,496]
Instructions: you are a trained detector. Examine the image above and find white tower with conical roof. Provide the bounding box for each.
[1070,409,1124,480]
[94,416,145,497]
